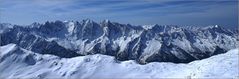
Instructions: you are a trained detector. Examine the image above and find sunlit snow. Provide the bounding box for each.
[0,44,238,78]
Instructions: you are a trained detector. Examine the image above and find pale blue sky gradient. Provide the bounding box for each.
[0,0,238,27]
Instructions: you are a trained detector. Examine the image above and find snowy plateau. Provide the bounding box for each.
[0,19,238,78]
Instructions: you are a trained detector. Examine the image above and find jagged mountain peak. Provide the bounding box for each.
[26,22,41,28]
[142,24,159,30]
[198,25,234,36]
[201,25,219,29]
[102,19,110,23]
[80,18,95,25]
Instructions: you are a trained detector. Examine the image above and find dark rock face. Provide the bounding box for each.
[0,20,237,64]
[1,26,81,58]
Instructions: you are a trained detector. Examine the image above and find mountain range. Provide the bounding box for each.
[0,19,238,64]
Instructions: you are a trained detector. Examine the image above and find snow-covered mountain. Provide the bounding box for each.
[0,44,238,78]
[0,19,238,64]
[0,23,13,33]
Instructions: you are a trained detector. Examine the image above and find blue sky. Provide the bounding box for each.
[0,0,238,27]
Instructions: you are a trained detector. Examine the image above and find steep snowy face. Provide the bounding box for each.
[80,19,104,40]
[0,44,238,78]
[0,20,238,64]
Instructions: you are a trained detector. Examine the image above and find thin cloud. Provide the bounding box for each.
[0,0,238,27]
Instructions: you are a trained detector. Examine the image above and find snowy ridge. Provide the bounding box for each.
[0,19,238,64]
[0,44,238,78]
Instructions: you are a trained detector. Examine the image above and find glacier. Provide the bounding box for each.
[0,44,238,78]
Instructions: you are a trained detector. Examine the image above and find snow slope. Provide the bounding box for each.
[0,44,238,78]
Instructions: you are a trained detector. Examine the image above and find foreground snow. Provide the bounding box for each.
[0,44,238,78]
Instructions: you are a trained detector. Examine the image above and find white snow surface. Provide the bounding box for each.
[0,44,238,78]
